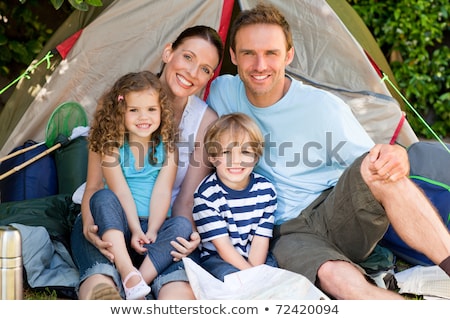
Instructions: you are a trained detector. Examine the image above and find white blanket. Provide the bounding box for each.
[183,257,329,300]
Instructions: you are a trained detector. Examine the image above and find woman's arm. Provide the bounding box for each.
[169,108,217,261]
[81,150,114,261]
[171,107,217,223]
[81,150,104,228]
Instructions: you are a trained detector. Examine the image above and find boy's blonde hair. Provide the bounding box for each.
[204,112,264,158]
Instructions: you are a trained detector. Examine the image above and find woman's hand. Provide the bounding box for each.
[83,222,115,262]
[170,231,201,261]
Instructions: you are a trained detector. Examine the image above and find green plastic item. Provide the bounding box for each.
[45,101,88,148]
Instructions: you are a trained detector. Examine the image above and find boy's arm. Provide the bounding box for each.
[247,182,277,266]
[194,187,253,270]
[247,235,270,266]
[211,236,253,270]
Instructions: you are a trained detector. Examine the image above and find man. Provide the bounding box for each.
[206,3,450,299]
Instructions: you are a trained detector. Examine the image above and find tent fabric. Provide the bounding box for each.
[0,0,418,158]
[325,0,404,106]
[0,1,112,152]
[0,0,231,158]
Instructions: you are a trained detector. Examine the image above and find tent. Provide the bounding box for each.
[0,0,418,159]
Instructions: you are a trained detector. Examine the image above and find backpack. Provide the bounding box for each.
[54,136,88,196]
[381,141,450,265]
[0,140,58,202]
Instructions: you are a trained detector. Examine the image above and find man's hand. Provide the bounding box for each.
[367,144,409,182]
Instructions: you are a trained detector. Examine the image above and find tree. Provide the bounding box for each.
[0,1,70,107]
[46,0,103,11]
[0,1,102,78]
[347,0,450,138]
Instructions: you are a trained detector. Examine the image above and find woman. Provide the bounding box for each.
[70,25,223,300]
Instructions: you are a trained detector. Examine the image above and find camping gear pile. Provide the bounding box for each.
[0,0,448,299]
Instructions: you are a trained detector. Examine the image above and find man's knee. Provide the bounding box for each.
[317,260,365,290]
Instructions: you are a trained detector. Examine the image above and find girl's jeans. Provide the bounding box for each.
[70,189,193,299]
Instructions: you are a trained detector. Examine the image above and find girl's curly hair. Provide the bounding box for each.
[89,71,175,164]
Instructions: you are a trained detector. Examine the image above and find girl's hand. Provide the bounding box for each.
[145,229,158,244]
[131,231,149,254]
[170,231,201,261]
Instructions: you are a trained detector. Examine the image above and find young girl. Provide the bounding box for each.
[88,71,192,300]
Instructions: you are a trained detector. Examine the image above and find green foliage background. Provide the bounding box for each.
[347,0,450,139]
[0,0,449,138]
[0,1,102,76]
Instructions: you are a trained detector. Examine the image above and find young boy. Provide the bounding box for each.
[193,112,278,281]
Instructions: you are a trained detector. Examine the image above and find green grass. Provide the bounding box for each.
[24,287,58,300]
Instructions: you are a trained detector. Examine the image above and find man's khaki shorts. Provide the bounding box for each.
[271,153,389,284]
